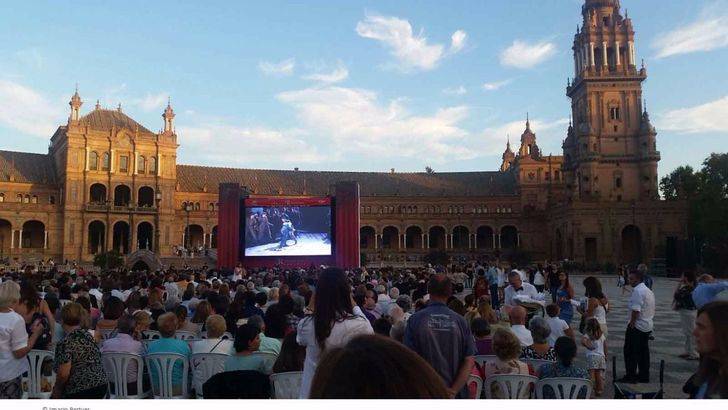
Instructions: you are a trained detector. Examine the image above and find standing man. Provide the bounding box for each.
[621,270,656,383]
[503,270,539,308]
[404,275,475,399]
[486,264,500,309]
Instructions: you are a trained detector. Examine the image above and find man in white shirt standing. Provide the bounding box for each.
[621,270,655,384]
[503,271,539,308]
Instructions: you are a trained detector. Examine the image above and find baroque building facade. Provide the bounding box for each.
[0,0,686,268]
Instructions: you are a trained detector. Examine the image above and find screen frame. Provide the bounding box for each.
[241,196,334,258]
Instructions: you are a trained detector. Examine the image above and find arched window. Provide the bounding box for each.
[31,195,38,204]
[208,203,215,212]
[194,202,200,211]
[0,193,4,202]
[24,195,30,204]
[102,152,110,171]
[149,156,157,174]
[138,156,146,174]
[16,194,22,203]
[89,151,99,170]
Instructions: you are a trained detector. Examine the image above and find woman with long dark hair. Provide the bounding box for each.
[580,276,609,337]
[473,277,489,300]
[556,271,575,324]
[297,267,373,398]
[685,301,728,399]
[14,281,54,350]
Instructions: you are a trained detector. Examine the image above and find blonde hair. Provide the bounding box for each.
[0,281,21,310]
[157,312,179,338]
[492,328,522,361]
[205,314,227,338]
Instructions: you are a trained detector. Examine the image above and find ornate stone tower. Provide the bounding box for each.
[562,0,660,203]
[500,137,515,171]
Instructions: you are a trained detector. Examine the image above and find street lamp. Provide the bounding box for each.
[184,202,192,252]
[154,191,162,253]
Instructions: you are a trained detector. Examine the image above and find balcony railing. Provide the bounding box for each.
[85,203,158,213]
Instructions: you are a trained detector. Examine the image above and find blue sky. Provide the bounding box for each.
[1,0,726,178]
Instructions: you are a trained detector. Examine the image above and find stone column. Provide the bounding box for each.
[85,147,90,171]
[602,42,608,66]
[628,41,635,65]
[10,230,15,249]
[19,230,23,249]
[421,234,425,249]
[589,42,595,66]
[44,230,48,249]
[583,44,590,67]
[615,41,621,66]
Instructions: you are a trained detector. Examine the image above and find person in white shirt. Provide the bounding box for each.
[621,270,655,384]
[503,271,539,307]
[191,315,233,354]
[533,269,546,293]
[508,306,533,347]
[545,304,574,346]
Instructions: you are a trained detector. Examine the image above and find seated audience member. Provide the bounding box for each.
[521,316,556,361]
[503,271,539,307]
[132,311,152,341]
[508,306,533,347]
[683,301,728,399]
[263,303,289,339]
[309,334,449,399]
[146,312,191,393]
[191,300,212,331]
[537,336,589,399]
[174,305,199,333]
[545,304,573,346]
[483,329,532,378]
[191,315,233,354]
[471,318,493,355]
[52,303,108,399]
[272,331,306,374]
[372,317,392,337]
[224,323,272,374]
[100,315,147,395]
[247,315,281,355]
[95,296,124,342]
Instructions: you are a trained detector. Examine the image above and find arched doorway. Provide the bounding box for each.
[89,183,107,203]
[405,226,423,249]
[131,260,150,272]
[22,221,45,249]
[452,226,470,249]
[211,226,218,248]
[555,229,564,260]
[112,221,130,254]
[382,226,399,250]
[137,222,153,250]
[114,185,131,207]
[187,224,204,248]
[622,225,642,264]
[88,221,105,255]
[0,219,11,257]
[476,226,494,249]
[360,226,375,249]
[501,226,518,250]
[138,186,154,207]
[428,226,446,249]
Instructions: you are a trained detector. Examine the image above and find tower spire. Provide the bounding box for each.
[69,86,83,122]
[163,96,176,134]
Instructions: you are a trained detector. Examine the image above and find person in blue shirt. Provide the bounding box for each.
[486,265,500,309]
[146,312,191,395]
[692,275,728,309]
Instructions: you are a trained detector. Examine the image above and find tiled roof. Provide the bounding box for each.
[0,150,57,185]
[80,109,155,135]
[176,165,517,197]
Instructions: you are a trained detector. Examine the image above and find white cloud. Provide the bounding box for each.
[443,86,467,96]
[482,79,513,91]
[178,123,323,166]
[355,13,466,72]
[653,4,728,58]
[480,117,569,155]
[0,79,63,137]
[134,92,168,112]
[658,96,728,133]
[276,85,474,161]
[14,48,44,70]
[258,58,296,76]
[302,61,349,84]
[500,40,556,69]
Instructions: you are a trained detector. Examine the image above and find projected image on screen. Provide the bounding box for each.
[244,206,331,256]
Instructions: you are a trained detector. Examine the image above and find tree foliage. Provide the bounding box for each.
[661,153,728,273]
[93,250,124,270]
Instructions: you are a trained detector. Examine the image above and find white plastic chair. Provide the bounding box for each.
[190,353,228,398]
[468,374,483,399]
[483,374,537,399]
[142,330,161,340]
[270,371,303,399]
[24,350,55,399]
[174,331,197,341]
[102,352,150,399]
[535,378,593,399]
[201,331,233,340]
[252,351,278,374]
[474,355,497,368]
[144,353,189,399]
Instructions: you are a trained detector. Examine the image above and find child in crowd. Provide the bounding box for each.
[471,318,493,355]
[545,304,573,347]
[581,318,606,396]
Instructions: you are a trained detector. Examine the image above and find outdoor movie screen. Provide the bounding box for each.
[243,204,332,257]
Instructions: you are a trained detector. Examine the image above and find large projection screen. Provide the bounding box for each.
[243,197,332,257]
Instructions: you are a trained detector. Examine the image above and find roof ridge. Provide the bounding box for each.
[176,163,504,175]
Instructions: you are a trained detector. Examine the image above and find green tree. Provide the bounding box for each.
[659,165,699,199]
[93,250,124,270]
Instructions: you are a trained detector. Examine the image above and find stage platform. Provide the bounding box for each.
[244,232,331,257]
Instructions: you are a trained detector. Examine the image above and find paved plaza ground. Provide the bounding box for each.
[568,274,697,398]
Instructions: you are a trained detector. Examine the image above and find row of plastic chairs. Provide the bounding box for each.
[98,329,236,343]
[468,374,593,399]
[474,355,556,374]
[101,351,291,399]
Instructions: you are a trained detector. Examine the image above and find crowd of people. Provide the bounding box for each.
[0,260,726,399]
